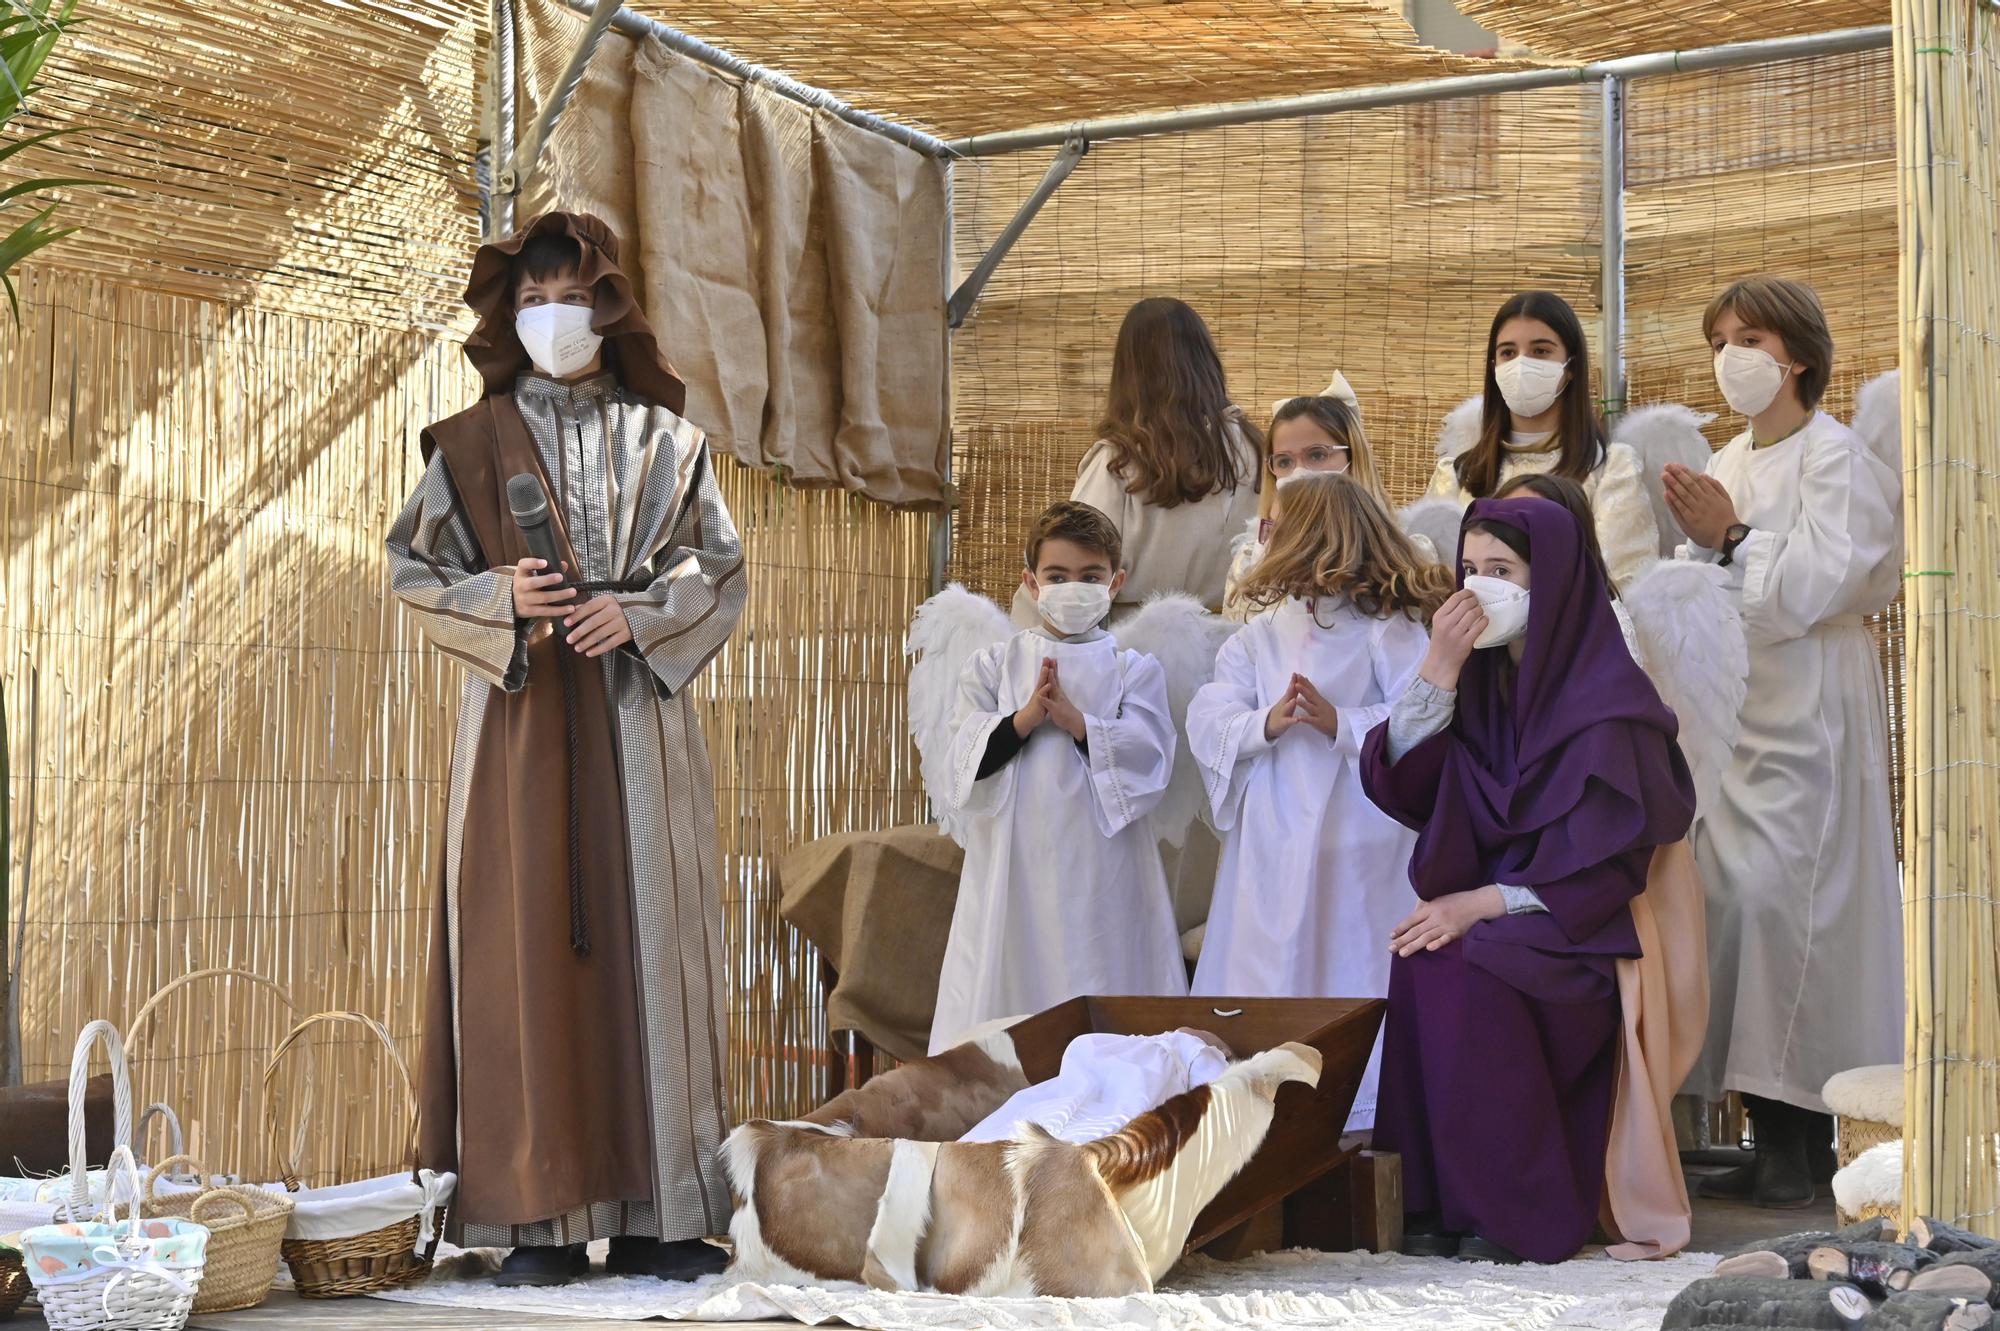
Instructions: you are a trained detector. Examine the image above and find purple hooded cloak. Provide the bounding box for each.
[1361,496,1695,1262]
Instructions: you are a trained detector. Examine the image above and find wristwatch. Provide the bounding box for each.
[1718,523,1752,568]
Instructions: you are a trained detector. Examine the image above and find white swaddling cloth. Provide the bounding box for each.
[959,1031,1232,1145]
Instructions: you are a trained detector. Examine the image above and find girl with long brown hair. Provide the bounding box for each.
[1187,472,1449,1134]
[1426,291,1659,589]
[1058,297,1263,616]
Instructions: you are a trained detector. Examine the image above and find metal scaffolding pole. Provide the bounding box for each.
[947,137,1087,330]
[555,0,954,159]
[1599,75,1628,421]
[490,0,518,239]
[946,25,1891,157]
[503,0,622,199]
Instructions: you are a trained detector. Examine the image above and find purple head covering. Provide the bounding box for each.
[1362,495,1694,995]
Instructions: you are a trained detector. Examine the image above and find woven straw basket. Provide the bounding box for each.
[1838,1117,1903,1171]
[0,1247,27,1321]
[266,1012,442,1299]
[140,1157,292,1313]
[26,1141,207,1331]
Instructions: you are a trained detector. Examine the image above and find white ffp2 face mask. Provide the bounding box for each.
[516,303,604,379]
[1464,574,1531,649]
[1713,344,1794,417]
[1494,355,1568,419]
[1036,581,1112,636]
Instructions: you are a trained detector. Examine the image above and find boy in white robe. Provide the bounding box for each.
[1664,274,1903,1209]
[930,502,1189,1054]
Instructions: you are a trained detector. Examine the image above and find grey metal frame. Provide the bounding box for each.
[473,7,1892,587]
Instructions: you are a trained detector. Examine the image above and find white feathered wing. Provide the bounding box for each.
[1114,593,1235,850]
[906,584,1012,845]
[1622,558,1749,818]
[1850,369,1902,474]
[1610,403,1716,558]
[1399,497,1463,565]
[1437,394,1483,460]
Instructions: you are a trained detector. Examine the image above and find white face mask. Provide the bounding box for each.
[516,303,604,379]
[1494,355,1568,419]
[1036,581,1112,636]
[1464,573,1532,649]
[1713,344,1794,417]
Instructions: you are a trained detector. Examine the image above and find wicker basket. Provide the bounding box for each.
[265,1012,443,1299]
[140,1157,293,1313]
[1838,1199,1901,1228]
[0,1246,28,1321]
[22,1145,207,1331]
[1837,1116,1902,1171]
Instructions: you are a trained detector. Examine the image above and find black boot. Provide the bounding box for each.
[1802,1109,1838,1184]
[605,1236,728,1282]
[1458,1235,1526,1266]
[1400,1212,1462,1258]
[1698,1097,1816,1208]
[496,1243,589,1287]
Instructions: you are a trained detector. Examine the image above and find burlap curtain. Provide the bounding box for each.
[535,31,951,511]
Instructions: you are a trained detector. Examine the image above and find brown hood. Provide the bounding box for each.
[462,211,687,414]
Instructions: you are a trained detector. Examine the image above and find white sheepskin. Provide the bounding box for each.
[1832,1139,1903,1213]
[1822,1064,1905,1126]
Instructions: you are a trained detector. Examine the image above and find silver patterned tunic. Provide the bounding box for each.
[386,371,747,1245]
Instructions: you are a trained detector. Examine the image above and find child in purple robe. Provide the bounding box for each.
[1360,496,1695,1265]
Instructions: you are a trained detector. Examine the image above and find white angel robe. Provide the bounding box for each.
[1186,596,1428,1129]
[1427,434,1659,589]
[930,627,1190,1054]
[1680,411,1903,1111]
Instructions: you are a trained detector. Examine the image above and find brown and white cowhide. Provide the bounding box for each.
[723,1041,1322,1297]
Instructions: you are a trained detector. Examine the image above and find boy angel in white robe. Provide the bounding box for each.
[909,502,1229,1054]
[1664,275,1904,1211]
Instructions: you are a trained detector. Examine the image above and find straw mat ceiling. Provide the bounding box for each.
[1454,0,1888,60]
[609,1,1543,141]
[11,0,483,326]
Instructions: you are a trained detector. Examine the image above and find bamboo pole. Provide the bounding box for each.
[1898,0,2000,1235]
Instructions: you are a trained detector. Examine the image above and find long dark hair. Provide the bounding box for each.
[1097,297,1259,509]
[1454,291,1608,499]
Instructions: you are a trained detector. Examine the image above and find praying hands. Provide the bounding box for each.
[1662,462,1741,550]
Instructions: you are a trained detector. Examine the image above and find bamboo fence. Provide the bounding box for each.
[1895,0,2000,1237]
[0,266,934,1183]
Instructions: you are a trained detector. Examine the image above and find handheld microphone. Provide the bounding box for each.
[506,473,571,588]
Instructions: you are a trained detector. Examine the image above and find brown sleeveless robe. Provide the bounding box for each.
[416,395,655,1228]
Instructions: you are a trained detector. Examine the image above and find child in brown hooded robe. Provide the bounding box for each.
[386,211,746,1286]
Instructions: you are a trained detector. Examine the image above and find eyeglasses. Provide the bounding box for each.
[1268,447,1350,477]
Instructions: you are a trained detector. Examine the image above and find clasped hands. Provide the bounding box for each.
[1013,657,1088,741]
[1661,463,1741,550]
[1263,674,1341,742]
[1388,885,1507,957]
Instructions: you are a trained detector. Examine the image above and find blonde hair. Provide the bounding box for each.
[1257,395,1391,523]
[1702,275,1834,409]
[1238,472,1455,620]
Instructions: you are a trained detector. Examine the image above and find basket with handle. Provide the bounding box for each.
[124,969,296,1184]
[139,1157,292,1313]
[264,1012,450,1299]
[20,1143,208,1331]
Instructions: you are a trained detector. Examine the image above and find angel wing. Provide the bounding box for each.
[1609,403,1717,558]
[1622,558,1748,818]
[1400,496,1463,566]
[906,584,1012,844]
[1850,369,1901,474]
[1114,592,1235,850]
[1438,393,1483,460]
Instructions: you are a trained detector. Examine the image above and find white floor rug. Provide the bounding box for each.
[369,1244,1717,1330]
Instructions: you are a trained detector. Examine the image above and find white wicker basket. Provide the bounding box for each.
[21,1142,208,1331]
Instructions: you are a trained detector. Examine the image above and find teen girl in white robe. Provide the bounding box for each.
[1187,472,1449,1130]
[930,625,1189,1054]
